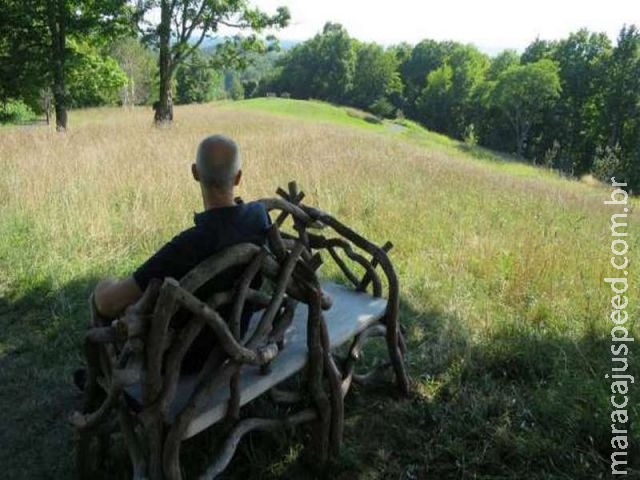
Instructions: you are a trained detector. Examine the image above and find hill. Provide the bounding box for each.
[0,98,638,478]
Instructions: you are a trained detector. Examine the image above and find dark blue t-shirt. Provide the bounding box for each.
[133,201,270,291]
[133,201,270,373]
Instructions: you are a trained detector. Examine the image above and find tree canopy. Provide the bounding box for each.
[0,0,134,129]
[491,59,561,157]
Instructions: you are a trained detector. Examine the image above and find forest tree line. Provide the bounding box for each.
[260,23,640,191]
[1,3,638,190]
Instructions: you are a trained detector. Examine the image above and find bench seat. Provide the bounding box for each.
[125,281,387,439]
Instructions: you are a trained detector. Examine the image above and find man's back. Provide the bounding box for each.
[133,201,271,373]
[132,201,270,293]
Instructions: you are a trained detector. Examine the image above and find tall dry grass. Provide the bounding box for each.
[0,101,638,477]
[1,103,636,334]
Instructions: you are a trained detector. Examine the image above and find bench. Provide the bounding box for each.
[71,182,410,480]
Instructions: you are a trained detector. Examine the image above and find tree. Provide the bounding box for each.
[469,77,511,150]
[175,49,224,104]
[521,38,557,64]
[45,0,131,129]
[226,72,245,100]
[235,50,283,97]
[416,63,454,133]
[601,25,640,189]
[386,42,413,111]
[138,0,289,122]
[466,50,520,148]
[448,44,489,136]
[270,41,316,98]
[551,29,611,173]
[400,39,451,113]
[0,0,133,130]
[487,49,520,80]
[603,26,640,149]
[415,43,488,138]
[351,42,402,116]
[490,59,561,157]
[0,1,48,109]
[312,23,356,103]
[66,39,128,107]
[110,36,156,106]
[266,23,356,103]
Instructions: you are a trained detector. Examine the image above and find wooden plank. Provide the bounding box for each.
[124,281,387,439]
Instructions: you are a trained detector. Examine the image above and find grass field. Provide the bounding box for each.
[0,98,638,479]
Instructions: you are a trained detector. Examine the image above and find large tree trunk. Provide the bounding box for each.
[53,68,67,131]
[47,0,68,131]
[155,0,174,123]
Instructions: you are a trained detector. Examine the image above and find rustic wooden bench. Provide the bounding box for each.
[71,182,410,480]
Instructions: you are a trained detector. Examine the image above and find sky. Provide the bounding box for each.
[247,0,640,54]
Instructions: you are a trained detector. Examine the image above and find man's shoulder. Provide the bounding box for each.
[239,201,269,223]
[243,200,267,212]
[165,224,205,252]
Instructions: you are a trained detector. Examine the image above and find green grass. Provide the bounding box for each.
[233,98,581,184]
[0,98,638,479]
[227,97,387,130]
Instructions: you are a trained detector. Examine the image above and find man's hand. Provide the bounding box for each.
[94,277,143,320]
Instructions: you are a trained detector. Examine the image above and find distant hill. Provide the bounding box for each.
[200,36,300,51]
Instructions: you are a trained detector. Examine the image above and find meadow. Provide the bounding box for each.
[0,98,638,479]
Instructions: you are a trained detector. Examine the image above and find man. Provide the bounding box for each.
[91,134,270,371]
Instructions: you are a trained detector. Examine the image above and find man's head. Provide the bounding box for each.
[192,135,242,194]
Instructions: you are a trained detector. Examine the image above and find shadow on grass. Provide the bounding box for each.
[345,109,383,126]
[0,276,99,479]
[0,278,638,479]
[187,296,640,480]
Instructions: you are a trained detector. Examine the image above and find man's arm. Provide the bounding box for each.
[94,276,143,320]
[95,226,197,321]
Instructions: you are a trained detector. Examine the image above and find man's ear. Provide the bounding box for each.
[191,163,200,182]
[234,169,242,186]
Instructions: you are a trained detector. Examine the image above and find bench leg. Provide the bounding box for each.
[74,427,96,479]
[341,324,387,395]
[341,321,410,394]
[307,291,331,464]
[147,420,165,480]
[320,318,345,456]
[383,311,411,395]
[201,410,317,479]
[74,341,113,479]
[117,405,147,480]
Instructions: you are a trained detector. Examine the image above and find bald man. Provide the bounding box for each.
[91,135,270,370]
